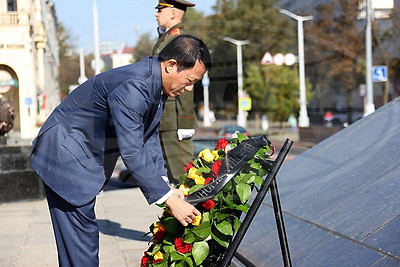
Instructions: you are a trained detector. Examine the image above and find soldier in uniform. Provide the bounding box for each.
[153,0,198,184]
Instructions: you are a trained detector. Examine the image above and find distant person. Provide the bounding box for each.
[261,114,269,131]
[29,35,212,266]
[287,114,298,132]
[324,111,334,127]
[152,0,198,184]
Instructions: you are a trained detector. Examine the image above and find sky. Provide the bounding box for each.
[52,0,217,52]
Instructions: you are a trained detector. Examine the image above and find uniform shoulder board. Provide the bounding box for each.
[171,28,181,36]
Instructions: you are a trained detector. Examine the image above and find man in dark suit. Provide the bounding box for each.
[153,0,198,184]
[29,35,212,266]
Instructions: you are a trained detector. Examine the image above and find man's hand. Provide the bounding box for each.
[165,194,200,226]
[171,187,185,199]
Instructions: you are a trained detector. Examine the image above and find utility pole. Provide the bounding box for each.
[279,9,313,128]
[93,0,101,75]
[222,37,249,128]
[364,0,375,116]
[78,49,88,84]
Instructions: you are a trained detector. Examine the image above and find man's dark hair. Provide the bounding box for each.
[158,35,212,72]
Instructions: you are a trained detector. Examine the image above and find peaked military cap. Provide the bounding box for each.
[155,0,195,11]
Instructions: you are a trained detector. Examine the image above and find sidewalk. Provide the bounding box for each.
[0,188,162,267]
[0,127,313,267]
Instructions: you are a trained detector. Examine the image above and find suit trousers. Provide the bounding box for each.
[43,183,99,267]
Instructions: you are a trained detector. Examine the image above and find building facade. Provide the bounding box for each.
[0,0,59,139]
[100,42,134,70]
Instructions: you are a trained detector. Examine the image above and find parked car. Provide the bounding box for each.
[218,125,250,138]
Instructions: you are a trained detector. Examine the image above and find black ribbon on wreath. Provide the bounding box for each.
[185,135,272,205]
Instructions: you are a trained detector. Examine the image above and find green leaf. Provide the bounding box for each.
[162,216,179,234]
[215,220,233,236]
[235,203,250,213]
[236,132,249,142]
[197,166,211,174]
[211,229,230,248]
[178,174,187,184]
[256,148,265,159]
[183,229,197,243]
[202,212,210,222]
[236,183,252,204]
[192,241,209,265]
[163,245,174,252]
[175,260,186,267]
[222,180,233,192]
[162,239,173,246]
[151,243,162,255]
[154,258,169,267]
[215,212,230,221]
[254,175,264,186]
[170,251,185,261]
[184,256,194,266]
[250,162,262,171]
[233,217,242,233]
[235,173,256,184]
[192,221,211,239]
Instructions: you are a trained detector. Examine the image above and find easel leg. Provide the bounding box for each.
[270,179,292,267]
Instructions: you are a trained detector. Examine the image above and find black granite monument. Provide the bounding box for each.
[234,97,400,265]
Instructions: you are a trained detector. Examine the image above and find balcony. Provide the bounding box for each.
[0,12,29,26]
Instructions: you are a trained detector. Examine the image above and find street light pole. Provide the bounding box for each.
[202,71,212,127]
[93,0,101,75]
[223,37,249,128]
[279,9,313,128]
[78,49,88,84]
[364,0,375,116]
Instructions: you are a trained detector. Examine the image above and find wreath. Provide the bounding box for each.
[141,133,274,267]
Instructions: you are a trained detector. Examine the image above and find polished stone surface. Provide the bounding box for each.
[237,98,400,266]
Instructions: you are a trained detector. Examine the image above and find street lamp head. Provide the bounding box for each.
[278,8,313,22]
[222,36,250,45]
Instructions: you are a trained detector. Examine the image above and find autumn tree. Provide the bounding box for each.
[372,7,400,103]
[305,0,365,122]
[245,63,312,123]
[132,32,155,62]
[57,24,94,98]
[198,0,293,119]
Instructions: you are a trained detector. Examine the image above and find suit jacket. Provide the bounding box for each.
[30,57,170,206]
[152,23,197,132]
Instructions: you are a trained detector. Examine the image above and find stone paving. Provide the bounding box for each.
[0,188,161,267]
[0,128,313,266]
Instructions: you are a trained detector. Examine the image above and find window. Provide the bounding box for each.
[7,0,17,12]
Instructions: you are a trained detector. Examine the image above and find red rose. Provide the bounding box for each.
[201,199,216,211]
[153,222,167,243]
[214,138,229,150]
[211,160,223,177]
[140,252,150,267]
[153,258,162,264]
[175,238,193,253]
[204,177,213,185]
[185,161,195,172]
[154,227,166,242]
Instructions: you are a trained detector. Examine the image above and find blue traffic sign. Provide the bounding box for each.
[24,97,33,107]
[372,66,387,82]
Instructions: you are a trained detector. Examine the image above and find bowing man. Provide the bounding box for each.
[29,35,212,266]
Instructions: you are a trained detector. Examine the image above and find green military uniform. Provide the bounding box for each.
[153,0,197,184]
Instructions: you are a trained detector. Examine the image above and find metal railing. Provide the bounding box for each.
[0,12,29,26]
[221,138,294,267]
